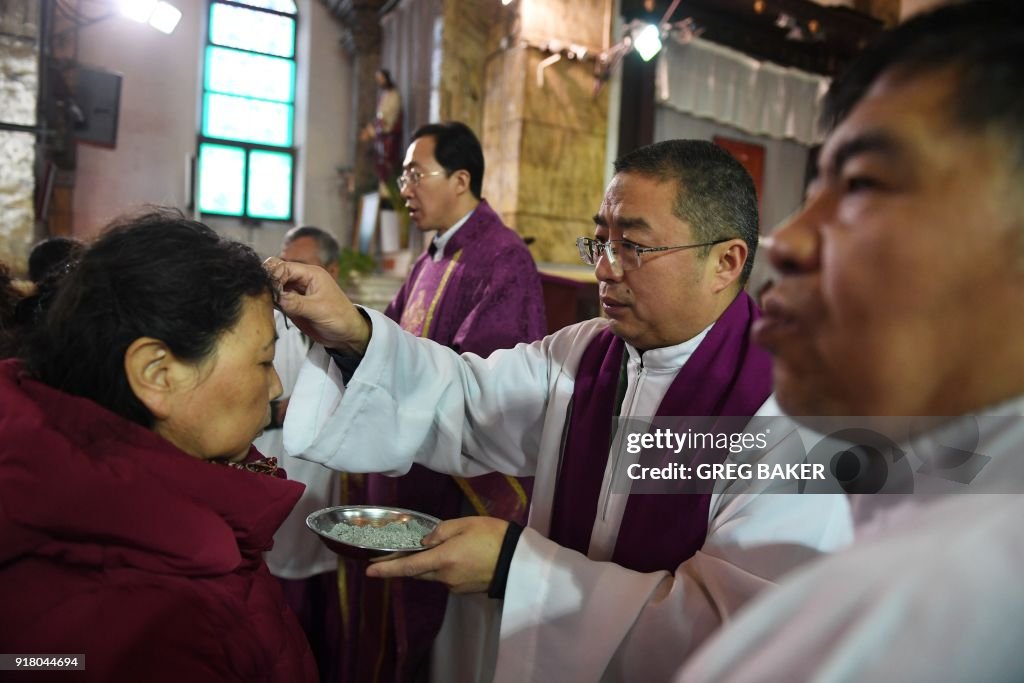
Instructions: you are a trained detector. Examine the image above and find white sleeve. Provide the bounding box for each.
[272,313,309,399]
[677,493,1024,683]
[284,307,555,477]
[496,422,853,683]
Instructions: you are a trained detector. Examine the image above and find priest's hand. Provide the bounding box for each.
[365,516,509,594]
[264,257,371,356]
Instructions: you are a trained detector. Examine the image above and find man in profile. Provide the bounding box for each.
[677,2,1024,680]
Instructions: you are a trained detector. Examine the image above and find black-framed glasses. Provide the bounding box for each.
[576,236,732,272]
[397,168,446,190]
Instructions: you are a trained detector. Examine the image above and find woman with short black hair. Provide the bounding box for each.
[0,209,317,682]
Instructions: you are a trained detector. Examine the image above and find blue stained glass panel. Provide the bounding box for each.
[209,3,295,58]
[205,46,295,102]
[232,0,297,13]
[198,143,246,215]
[247,150,293,220]
[203,93,293,146]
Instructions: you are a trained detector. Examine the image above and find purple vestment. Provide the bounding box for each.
[549,292,772,573]
[338,200,546,683]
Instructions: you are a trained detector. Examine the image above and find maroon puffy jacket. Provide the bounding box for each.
[0,360,318,682]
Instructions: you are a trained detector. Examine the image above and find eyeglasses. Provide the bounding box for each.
[576,236,731,272]
[397,168,446,190]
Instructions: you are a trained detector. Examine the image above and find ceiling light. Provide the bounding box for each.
[633,23,663,62]
[148,1,182,34]
[119,0,157,23]
[775,12,795,29]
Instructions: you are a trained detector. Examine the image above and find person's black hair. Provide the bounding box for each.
[411,121,485,199]
[21,208,275,428]
[28,236,83,284]
[377,68,395,90]
[822,0,1024,171]
[614,139,760,285]
[283,225,340,268]
[0,262,23,358]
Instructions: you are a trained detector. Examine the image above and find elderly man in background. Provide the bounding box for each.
[273,138,852,682]
[677,2,1024,681]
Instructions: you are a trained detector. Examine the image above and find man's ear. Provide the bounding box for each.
[124,337,179,421]
[709,239,748,294]
[451,169,472,197]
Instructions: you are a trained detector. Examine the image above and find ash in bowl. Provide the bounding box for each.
[328,518,433,550]
[306,505,442,557]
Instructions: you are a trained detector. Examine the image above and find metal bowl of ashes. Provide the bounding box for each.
[306,505,441,559]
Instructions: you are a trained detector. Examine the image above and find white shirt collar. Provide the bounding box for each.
[430,207,476,262]
[623,321,714,371]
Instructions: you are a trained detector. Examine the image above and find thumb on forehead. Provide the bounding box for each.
[276,288,307,319]
[264,257,309,293]
[263,256,287,283]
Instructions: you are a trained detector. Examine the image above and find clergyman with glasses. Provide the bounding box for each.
[271,139,852,681]
[320,120,545,682]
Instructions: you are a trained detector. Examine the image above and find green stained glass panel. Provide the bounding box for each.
[198,143,246,215]
[209,3,295,58]
[205,46,295,102]
[247,150,293,220]
[203,93,292,146]
[232,0,297,13]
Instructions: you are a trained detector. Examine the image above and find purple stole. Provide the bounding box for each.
[394,245,464,341]
[548,291,772,573]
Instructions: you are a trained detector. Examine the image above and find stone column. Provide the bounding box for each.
[442,0,612,265]
[0,0,41,272]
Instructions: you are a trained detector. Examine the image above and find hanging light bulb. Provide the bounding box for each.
[119,0,157,23]
[633,23,663,62]
[118,0,182,34]
[148,2,182,34]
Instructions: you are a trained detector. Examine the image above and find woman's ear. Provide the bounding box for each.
[710,239,749,294]
[124,337,177,420]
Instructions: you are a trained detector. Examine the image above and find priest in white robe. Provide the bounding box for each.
[272,140,853,682]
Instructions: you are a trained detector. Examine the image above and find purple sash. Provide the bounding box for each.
[548,291,772,573]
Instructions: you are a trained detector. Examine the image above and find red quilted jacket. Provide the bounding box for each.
[0,360,318,682]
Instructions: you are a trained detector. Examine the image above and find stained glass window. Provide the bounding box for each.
[248,150,293,220]
[229,0,297,14]
[198,143,246,215]
[209,2,294,58]
[198,1,296,221]
[205,47,295,102]
[203,93,293,146]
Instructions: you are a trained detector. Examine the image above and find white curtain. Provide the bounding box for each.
[380,0,443,149]
[655,36,830,146]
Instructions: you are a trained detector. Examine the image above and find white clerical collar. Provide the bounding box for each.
[430,207,476,262]
[624,321,714,371]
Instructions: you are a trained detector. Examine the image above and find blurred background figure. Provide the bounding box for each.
[27,236,83,285]
[258,224,344,683]
[12,237,86,344]
[0,262,24,358]
[0,209,316,683]
[360,68,403,202]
